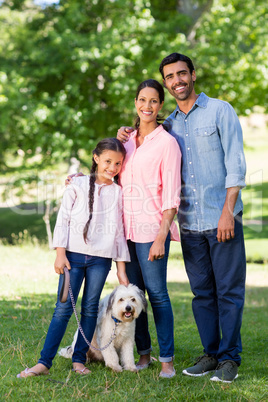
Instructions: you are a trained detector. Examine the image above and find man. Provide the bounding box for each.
[118,53,246,383]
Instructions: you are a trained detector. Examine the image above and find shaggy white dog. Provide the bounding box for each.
[59,284,147,372]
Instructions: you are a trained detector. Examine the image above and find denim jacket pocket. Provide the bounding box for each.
[194,125,221,153]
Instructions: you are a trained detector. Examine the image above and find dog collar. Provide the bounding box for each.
[111,315,122,324]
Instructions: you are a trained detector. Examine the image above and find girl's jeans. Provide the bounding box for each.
[38,251,111,369]
[125,233,174,362]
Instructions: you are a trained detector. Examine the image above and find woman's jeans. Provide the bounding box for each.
[125,234,174,362]
[38,251,111,369]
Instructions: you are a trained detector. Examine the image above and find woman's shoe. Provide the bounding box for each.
[159,367,176,378]
[136,359,153,371]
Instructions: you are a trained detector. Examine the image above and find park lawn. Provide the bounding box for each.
[0,244,268,401]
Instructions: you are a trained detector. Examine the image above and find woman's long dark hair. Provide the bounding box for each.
[83,138,126,243]
[134,79,165,129]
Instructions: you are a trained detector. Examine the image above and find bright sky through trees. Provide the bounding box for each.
[34,0,58,5]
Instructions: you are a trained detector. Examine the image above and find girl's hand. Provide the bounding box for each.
[148,239,165,262]
[117,271,129,286]
[116,261,130,286]
[54,248,71,274]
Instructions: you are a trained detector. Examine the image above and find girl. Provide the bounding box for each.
[118,79,182,378]
[17,138,130,378]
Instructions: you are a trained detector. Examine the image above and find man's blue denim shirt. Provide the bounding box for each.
[165,92,246,232]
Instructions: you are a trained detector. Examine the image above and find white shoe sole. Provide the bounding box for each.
[182,369,211,377]
[210,374,238,383]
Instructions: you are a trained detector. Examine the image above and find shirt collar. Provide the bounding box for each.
[133,124,163,142]
[174,92,208,117]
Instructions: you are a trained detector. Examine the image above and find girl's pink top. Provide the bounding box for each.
[119,125,181,243]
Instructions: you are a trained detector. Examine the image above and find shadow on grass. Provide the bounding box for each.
[1,282,267,359]
[1,282,268,401]
[0,205,57,243]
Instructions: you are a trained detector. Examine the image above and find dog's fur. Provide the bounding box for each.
[59,284,147,372]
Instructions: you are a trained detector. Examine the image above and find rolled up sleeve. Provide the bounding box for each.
[161,137,181,212]
[219,103,246,189]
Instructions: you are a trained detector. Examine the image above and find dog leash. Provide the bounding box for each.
[61,267,119,352]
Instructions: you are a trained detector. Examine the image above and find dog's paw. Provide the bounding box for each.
[125,365,138,372]
[108,364,123,373]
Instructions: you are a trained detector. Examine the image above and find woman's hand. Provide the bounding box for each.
[65,172,84,186]
[148,209,177,261]
[148,239,165,262]
[54,248,71,274]
[116,261,130,286]
[117,127,134,143]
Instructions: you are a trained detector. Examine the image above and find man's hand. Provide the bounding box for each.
[217,210,235,242]
[217,187,240,242]
[65,172,84,186]
[117,126,134,143]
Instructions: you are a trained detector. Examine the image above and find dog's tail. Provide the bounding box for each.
[58,345,73,359]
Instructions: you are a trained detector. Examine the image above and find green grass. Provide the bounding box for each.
[0,244,268,401]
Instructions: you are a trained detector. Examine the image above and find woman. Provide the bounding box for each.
[118,79,181,378]
[66,79,181,378]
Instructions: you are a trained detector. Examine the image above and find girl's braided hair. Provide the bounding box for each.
[83,137,126,243]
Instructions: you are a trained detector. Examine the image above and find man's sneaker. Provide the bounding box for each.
[210,360,238,383]
[182,354,218,377]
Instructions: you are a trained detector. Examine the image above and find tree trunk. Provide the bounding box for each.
[43,200,53,249]
[177,0,214,41]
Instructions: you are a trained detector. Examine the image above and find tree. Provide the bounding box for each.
[0,0,267,170]
[0,0,187,168]
[190,0,268,113]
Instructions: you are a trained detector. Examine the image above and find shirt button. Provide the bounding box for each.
[185,119,187,122]
[191,175,194,178]
[186,134,188,136]
[193,189,196,192]
[187,147,190,150]
[204,131,207,134]
[195,202,198,205]
[189,162,192,164]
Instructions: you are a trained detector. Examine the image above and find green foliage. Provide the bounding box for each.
[191,0,268,113]
[0,0,267,169]
[0,0,187,168]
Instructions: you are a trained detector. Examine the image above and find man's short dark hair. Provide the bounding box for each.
[159,53,195,78]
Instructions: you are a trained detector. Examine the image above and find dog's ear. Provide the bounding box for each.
[107,288,117,313]
[138,289,148,312]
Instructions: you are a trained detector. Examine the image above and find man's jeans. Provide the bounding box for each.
[180,213,246,365]
[126,234,174,362]
[39,251,111,368]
